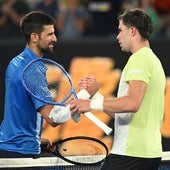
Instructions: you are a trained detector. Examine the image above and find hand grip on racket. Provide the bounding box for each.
[73,90,113,136]
[42,136,108,165]
[22,58,112,135]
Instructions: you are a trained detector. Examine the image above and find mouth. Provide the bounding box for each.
[49,44,54,48]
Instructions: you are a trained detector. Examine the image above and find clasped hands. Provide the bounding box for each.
[69,74,99,116]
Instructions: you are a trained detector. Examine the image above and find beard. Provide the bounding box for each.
[39,42,55,54]
[41,46,53,54]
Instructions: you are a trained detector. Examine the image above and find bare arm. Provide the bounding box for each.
[70,80,147,118]
[38,105,59,127]
[103,80,147,117]
[38,104,71,127]
[37,75,99,127]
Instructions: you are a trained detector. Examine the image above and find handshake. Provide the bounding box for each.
[48,89,103,124]
[48,75,102,124]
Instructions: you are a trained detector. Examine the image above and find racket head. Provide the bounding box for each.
[53,136,108,165]
[22,58,77,106]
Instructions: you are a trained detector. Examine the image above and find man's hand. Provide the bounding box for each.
[70,99,91,114]
[40,138,56,152]
[78,75,99,97]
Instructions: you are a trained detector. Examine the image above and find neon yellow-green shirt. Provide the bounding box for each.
[111,47,166,158]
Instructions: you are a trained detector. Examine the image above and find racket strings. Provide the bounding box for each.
[57,139,107,164]
[22,61,53,100]
[45,63,73,103]
[22,59,74,105]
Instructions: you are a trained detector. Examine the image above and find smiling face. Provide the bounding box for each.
[36,25,57,55]
[116,20,132,53]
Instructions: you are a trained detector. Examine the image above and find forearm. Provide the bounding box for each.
[39,105,71,127]
[91,95,140,116]
[104,97,136,113]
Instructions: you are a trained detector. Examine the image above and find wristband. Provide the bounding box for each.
[48,105,71,123]
[72,89,90,122]
[91,92,104,99]
[90,99,104,111]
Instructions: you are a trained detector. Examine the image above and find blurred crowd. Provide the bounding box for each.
[0,0,170,40]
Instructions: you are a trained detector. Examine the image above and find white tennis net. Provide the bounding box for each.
[0,155,102,170]
[0,152,170,170]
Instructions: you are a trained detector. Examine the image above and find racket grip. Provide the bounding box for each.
[71,114,80,122]
[72,89,91,122]
[72,90,113,136]
[84,112,113,135]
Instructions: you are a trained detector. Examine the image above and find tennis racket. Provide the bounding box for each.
[22,58,113,135]
[41,136,108,165]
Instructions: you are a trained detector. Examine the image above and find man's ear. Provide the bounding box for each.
[30,32,39,44]
[130,26,136,37]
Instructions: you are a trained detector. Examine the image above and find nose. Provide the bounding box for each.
[53,34,57,42]
[116,34,119,40]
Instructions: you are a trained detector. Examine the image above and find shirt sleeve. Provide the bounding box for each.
[124,54,152,84]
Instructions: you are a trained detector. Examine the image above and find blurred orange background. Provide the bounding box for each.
[42,56,170,151]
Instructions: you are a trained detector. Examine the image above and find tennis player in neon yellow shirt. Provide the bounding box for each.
[70,8,166,170]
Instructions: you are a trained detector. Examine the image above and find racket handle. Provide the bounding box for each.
[72,89,90,122]
[71,114,80,122]
[84,112,113,135]
[72,89,113,135]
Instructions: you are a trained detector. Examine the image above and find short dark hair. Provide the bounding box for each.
[118,8,153,40]
[20,11,55,42]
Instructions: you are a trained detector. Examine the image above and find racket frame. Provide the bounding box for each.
[22,58,78,106]
[52,136,108,166]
